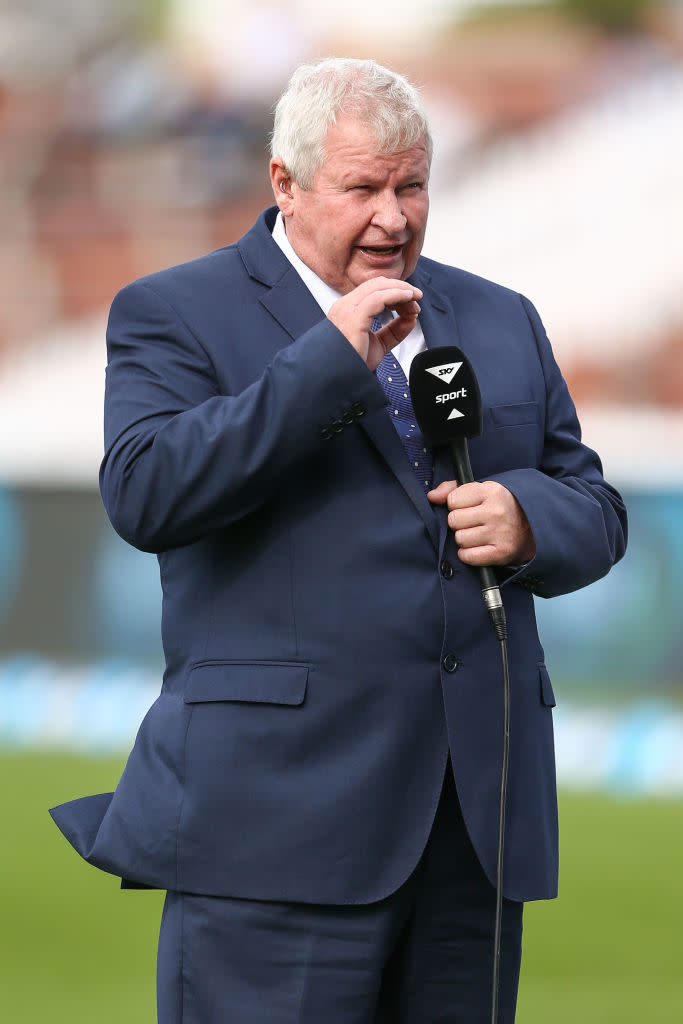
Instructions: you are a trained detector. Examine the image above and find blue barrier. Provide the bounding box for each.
[1,485,682,794]
[1,654,682,796]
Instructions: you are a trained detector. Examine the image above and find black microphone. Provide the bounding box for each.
[409,346,506,639]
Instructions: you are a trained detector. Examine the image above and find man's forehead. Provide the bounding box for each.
[334,152,429,186]
[322,119,429,173]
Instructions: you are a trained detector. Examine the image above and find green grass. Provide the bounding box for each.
[518,792,683,1023]
[1,752,681,1022]
[1,752,162,1024]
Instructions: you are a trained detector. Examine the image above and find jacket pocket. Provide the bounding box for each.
[490,401,539,427]
[539,663,556,708]
[184,661,308,706]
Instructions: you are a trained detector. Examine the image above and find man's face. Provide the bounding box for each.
[272,117,430,295]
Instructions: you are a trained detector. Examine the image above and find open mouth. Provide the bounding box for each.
[359,244,403,256]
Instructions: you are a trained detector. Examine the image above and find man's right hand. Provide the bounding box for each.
[327,277,423,371]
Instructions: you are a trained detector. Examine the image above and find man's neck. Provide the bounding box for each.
[271,213,341,316]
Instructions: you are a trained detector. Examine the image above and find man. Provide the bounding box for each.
[51,58,627,1022]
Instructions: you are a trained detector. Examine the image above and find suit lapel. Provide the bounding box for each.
[359,407,440,550]
[238,208,327,341]
[415,275,461,353]
[259,265,326,341]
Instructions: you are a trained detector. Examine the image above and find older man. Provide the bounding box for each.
[52,58,627,1022]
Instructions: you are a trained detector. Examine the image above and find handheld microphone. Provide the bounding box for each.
[409,346,506,639]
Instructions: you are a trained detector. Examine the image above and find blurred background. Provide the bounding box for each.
[0,1,681,1021]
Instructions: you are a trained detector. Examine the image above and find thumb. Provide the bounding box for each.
[380,301,421,347]
[427,480,458,505]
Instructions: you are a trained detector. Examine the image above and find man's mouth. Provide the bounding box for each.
[359,244,403,256]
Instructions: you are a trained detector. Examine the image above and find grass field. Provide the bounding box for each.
[1,751,681,1023]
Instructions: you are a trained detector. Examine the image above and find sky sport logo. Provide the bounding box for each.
[425,361,467,419]
[410,347,481,441]
[425,362,462,385]
[435,390,467,403]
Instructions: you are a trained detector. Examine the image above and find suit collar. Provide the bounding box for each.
[237,206,289,287]
[409,264,462,354]
[358,407,441,550]
[237,208,328,341]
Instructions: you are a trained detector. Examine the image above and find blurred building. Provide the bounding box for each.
[1,2,681,390]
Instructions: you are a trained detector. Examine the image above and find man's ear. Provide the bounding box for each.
[270,159,294,214]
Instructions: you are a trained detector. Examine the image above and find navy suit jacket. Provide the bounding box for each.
[51,207,626,904]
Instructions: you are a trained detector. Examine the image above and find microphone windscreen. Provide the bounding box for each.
[409,346,482,447]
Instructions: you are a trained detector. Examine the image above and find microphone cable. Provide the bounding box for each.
[450,406,511,1024]
[489,614,510,1024]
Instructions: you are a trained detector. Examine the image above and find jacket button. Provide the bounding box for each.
[341,410,355,425]
[442,654,458,673]
[331,419,344,434]
[440,559,454,579]
[319,427,333,441]
[351,401,366,418]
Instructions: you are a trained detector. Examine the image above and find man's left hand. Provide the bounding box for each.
[428,480,536,567]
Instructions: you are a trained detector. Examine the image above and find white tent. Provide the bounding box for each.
[0,315,107,486]
[425,62,683,360]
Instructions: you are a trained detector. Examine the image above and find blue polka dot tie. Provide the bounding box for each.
[373,317,433,492]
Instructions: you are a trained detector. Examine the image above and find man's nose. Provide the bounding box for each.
[371,191,407,233]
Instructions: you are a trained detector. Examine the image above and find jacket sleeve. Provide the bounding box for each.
[489,295,627,598]
[99,279,386,553]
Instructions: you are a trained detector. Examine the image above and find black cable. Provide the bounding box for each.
[452,439,511,1021]
[490,624,511,1024]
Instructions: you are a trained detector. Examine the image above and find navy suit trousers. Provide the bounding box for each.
[156,763,523,1023]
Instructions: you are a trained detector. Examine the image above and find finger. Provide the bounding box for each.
[368,287,422,322]
[370,302,421,337]
[457,544,504,567]
[353,275,419,297]
[377,312,419,349]
[452,524,492,550]
[390,298,422,317]
[367,278,423,301]
[397,301,422,320]
[448,507,488,532]
[427,480,458,505]
[447,482,487,511]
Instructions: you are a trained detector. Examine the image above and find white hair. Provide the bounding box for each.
[270,57,433,190]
